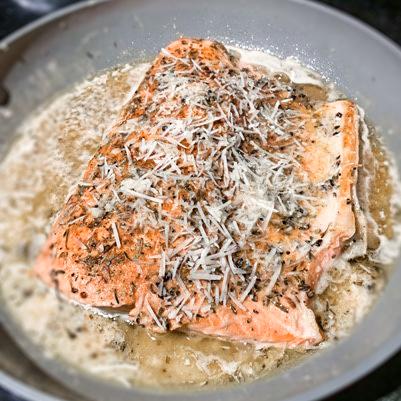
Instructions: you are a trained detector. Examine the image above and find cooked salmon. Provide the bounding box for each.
[34,38,359,347]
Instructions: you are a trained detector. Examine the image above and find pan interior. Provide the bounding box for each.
[1,1,401,401]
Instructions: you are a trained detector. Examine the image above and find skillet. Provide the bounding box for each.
[1,1,401,400]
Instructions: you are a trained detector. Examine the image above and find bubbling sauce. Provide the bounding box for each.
[0,48,399,389]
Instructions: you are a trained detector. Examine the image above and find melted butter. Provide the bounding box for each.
[0,48,398,390]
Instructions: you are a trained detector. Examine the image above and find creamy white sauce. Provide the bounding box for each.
[0,46,398,390]
[231,47,324,86]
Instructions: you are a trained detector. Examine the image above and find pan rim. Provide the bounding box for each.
[0,372,64,401]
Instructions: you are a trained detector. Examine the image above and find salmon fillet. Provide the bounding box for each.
[34,38,359,347]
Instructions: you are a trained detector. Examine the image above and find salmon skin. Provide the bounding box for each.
[35,38,359,347]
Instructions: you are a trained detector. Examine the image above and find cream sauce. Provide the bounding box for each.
[0,48,399,389]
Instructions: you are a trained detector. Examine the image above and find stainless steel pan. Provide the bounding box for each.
[1,1,401,400]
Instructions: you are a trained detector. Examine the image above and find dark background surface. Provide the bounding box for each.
[0,0,401,400]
